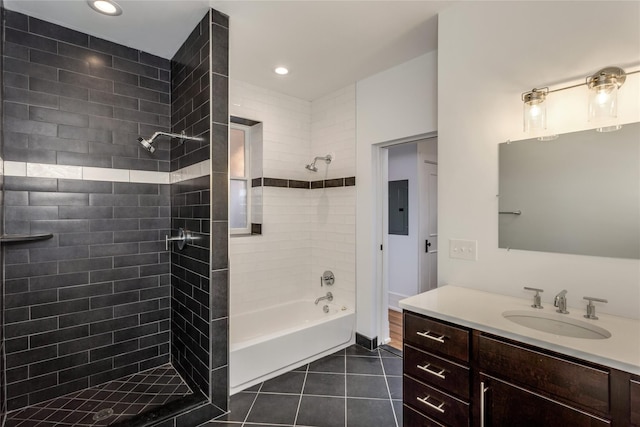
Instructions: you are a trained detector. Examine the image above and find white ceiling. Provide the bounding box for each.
[4,0,451,100]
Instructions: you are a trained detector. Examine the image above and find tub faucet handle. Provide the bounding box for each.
[583,297,608,320]
[524,286,544,309]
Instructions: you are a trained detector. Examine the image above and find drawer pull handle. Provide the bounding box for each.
[416,363,446,379]
[417,395,445,413]
[416,330,446,343]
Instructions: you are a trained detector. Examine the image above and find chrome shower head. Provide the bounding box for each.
[305,154,332,172]
[136,131,204,155]
[137,137,156,153]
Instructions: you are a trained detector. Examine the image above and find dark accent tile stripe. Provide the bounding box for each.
[256,176,356,190]
[324,178,344,188]
[288,179,310,189]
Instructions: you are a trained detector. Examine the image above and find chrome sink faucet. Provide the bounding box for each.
[554,290,569,314]
[315,292,333,305]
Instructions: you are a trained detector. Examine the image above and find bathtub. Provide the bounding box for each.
[229,299,355,394]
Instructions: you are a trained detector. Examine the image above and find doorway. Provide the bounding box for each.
[380,137,438,350]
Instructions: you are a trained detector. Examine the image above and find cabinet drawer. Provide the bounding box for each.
[403,404,446,427]
[404,375,469,427]
[404,344,470,400]
[631,379,640,425]
[404,313,469,362]
[478,334,609,414]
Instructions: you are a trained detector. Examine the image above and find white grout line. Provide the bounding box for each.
[344,351,348,427]
[292,363,309,426]
[378,351,399,427]
[242,382,264,426]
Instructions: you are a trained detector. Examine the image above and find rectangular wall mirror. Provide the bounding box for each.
[498,122,640,259]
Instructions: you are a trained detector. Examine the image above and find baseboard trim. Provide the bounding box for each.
[355,333,378,351]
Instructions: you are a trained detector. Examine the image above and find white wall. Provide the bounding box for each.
[356,51,438,339]
[388,143,419,309]
[229,80,357,315]
[310,86,357,310]
[438,2,640,319]
[229,81,312,313]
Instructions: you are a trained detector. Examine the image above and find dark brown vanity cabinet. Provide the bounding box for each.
[631,376,640,426]
[403,312,471,426]
[477,334,611,426]
[402,311,635,426]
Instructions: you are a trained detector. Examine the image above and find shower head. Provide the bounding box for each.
[137,137,156,153]
[304,154,332,172]
[136,131,204,154]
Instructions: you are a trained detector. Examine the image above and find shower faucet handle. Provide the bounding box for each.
[165,227,192,251]
[321,270,335,286]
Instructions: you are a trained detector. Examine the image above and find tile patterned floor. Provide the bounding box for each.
[206,345,403,427]
[5,364,193,427]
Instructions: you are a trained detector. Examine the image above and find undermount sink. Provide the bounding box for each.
[502,310,611,340]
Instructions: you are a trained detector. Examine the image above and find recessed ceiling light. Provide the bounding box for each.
[87,0,123,16]
[274,67,289,75]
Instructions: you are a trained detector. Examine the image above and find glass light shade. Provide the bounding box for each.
[523,99,547,134]
[588,83,618,123]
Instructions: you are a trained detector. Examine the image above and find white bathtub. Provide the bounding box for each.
[229,299,355,394]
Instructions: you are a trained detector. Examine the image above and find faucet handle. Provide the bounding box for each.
[583,297,608,320]
[524,286,544,309]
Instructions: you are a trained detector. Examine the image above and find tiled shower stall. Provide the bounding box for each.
[0,5,229,425]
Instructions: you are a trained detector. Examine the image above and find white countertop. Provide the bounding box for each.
[399,285,640,375]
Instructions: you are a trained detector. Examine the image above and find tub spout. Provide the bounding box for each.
[315,292,333,305]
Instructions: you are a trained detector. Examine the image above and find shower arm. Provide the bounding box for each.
[149,130,203,145]
[313,154,332,164]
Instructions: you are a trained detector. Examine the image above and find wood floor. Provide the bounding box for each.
[388,309,403,350]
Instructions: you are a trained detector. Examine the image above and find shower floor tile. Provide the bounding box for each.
[5,364,192,427]
[206,344,402,427]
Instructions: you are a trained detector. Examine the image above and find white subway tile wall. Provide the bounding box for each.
[229,80,356,315]
[230,80,311,181]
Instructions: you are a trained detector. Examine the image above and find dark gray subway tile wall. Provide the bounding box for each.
[169,9,230,414]
[209,9,230,412]
[1,1,6,421]
[3,9,172,170]
[3,177,171,410]
[2,11,173,410]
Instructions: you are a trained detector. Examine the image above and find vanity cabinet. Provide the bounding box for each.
[631,376,640,426]
[403,312,471,426]
[477,333,611,426]
[402,311,634,426]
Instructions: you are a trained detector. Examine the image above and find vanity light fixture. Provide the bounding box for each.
[586,67,626,132]
[87,0,123,16]
[522,87,548,135]
[521,65,638,137]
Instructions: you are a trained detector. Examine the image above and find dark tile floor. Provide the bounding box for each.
[5,364,192,427]
[206,345,403,427]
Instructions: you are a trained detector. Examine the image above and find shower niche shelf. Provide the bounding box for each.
[0,233,53,243]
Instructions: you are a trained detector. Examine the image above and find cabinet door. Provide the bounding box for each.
[631,379,640,425]
[479,374,610,427]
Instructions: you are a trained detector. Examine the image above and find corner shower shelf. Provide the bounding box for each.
[0,233,53,243]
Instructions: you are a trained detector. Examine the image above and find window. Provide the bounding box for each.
[230,124,251,234]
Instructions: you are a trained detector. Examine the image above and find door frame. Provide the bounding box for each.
[373,131,437,345]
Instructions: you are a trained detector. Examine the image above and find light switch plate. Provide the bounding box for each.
[449,239,478,261]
